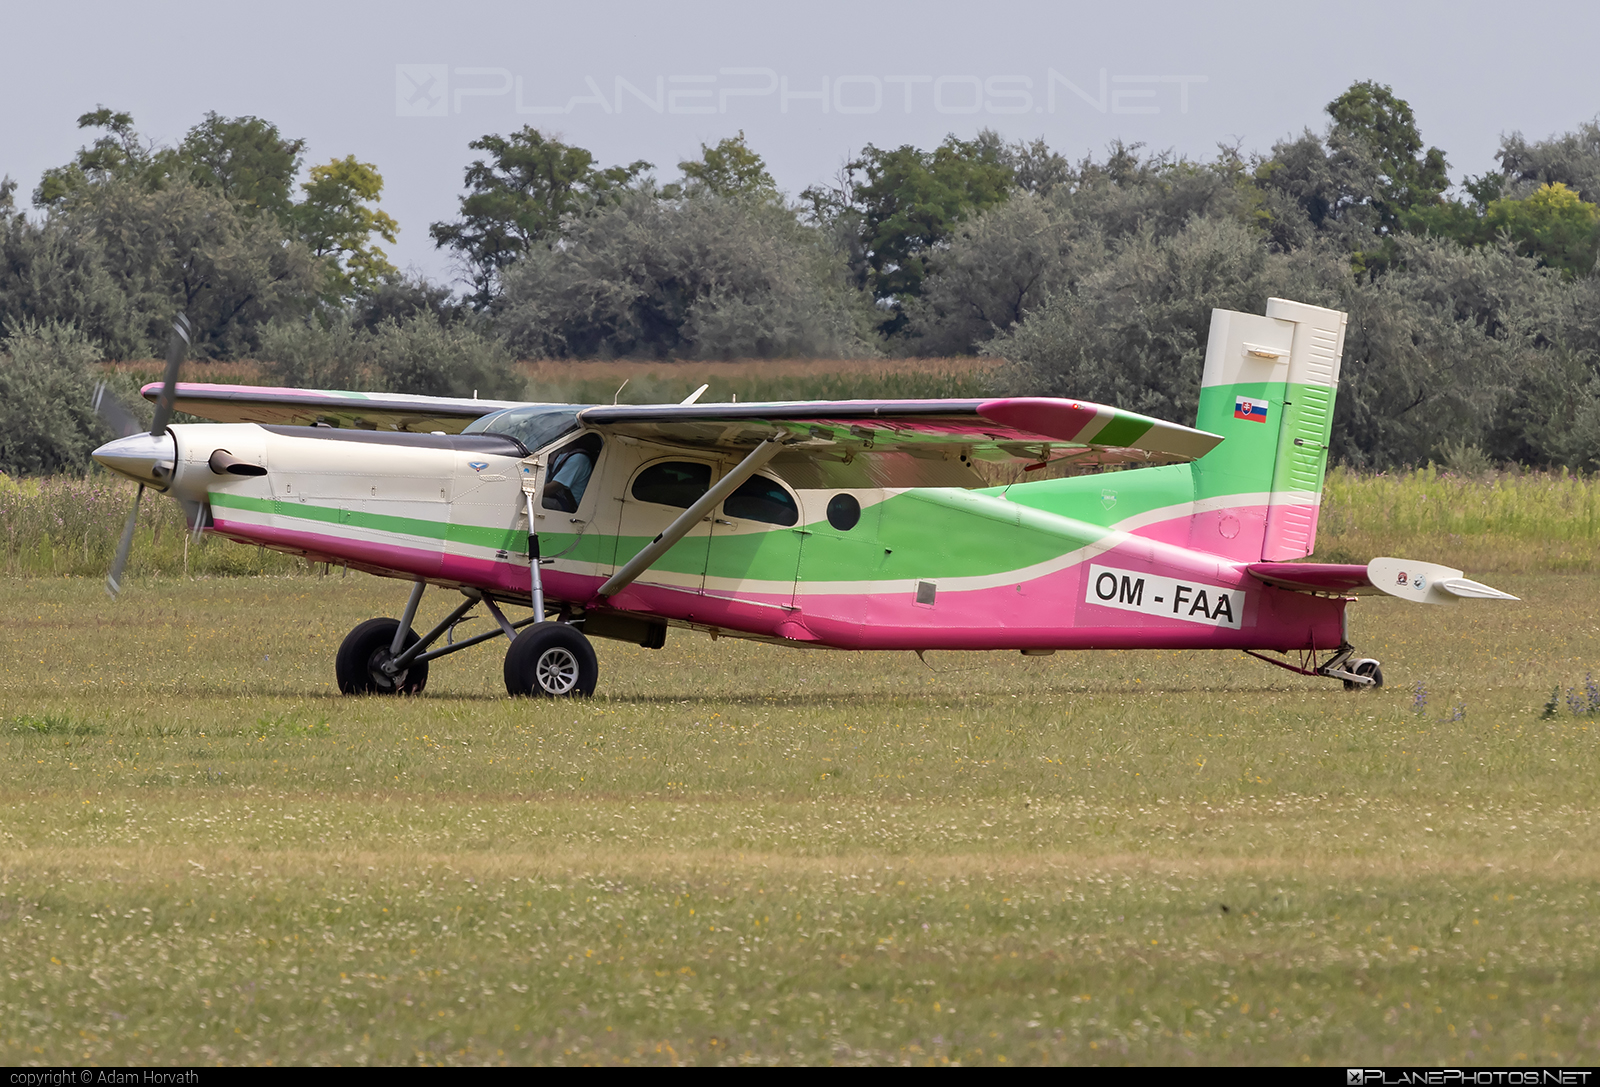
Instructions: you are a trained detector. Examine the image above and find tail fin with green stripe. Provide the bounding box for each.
[1192,298,1348,560]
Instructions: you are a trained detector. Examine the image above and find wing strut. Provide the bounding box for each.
[595,438,784,600]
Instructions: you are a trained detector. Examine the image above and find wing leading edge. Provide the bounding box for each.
[140,383,525,432]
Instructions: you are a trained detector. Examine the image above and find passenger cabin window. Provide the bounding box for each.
[724,474,798,526]
[631,461,711,508]
[542,433,603,513]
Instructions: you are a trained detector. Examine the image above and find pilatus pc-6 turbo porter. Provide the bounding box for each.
[92,299,1515,698]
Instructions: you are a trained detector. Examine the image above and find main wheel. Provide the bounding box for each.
[504,622,598,698]
[336,618,429,695]
[1343,658,1383,691]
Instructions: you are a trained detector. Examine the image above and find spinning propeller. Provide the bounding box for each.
[93,314,191,598]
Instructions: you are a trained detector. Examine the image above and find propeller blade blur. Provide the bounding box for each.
[91,381,144,439]
[106,483,144,599]
[150,314,191,438]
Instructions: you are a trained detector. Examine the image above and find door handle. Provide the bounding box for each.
[715,518,736,526]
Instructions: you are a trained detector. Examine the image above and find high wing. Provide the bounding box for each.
[577,396,1223,467]
[141,383,523,432]
[147,384,1224,466]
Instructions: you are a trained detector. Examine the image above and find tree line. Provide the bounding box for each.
[2,82,1599,476]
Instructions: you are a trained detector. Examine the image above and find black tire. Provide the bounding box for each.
[336,618,429,695]
[1343,658,1383,691]
[504,622,598,698]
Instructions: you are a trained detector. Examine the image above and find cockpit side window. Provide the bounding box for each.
[542,433,604,513]
[463,405,583,452]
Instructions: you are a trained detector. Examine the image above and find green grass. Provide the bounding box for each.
[2,572,1598,1065]
[1316,466,1600,573]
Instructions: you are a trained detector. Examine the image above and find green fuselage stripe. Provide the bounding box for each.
[209,491,523,553]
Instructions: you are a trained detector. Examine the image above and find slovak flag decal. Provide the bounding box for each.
[1234,396,1269,423]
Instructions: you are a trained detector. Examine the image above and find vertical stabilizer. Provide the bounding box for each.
[1190,298,1347,561]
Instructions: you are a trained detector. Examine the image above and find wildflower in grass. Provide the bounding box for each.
[1412,682,1428,713]
[1567,687,1587,717]
[1587,672,1599,714]
[1446,702,1465,723]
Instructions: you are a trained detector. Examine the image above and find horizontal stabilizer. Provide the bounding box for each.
[1248,557,1518,604]
[1244,562,1381,595]
[1365,557,1518,604]
[1437,576,1520,601]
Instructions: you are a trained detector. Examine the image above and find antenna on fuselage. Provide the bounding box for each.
[613,378,629,405]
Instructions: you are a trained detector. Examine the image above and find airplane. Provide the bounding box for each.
[89,298,1517,699]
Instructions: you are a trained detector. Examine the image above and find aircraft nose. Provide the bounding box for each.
[93,432,177,489]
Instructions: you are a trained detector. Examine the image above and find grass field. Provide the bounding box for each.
[3,569,1598,1066]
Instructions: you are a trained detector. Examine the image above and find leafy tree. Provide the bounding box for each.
[181,112,305,224]
[1496,119,1600,204]
[903,192,1084,355]
[988,216,1345,426]
[1002,136,1071,197]
[1337,236,1559,467]
[495,190,873,360]
[1327,81,1450,237]
[849,136,1014,329]
[805,135,1014,334]
[906,143,1263,354]
[430,128,651,307]
[34,108,180,208]
[0,209,138,357]
[352,272,462,333]
[1484,182,1600,279]
[294,156,400,300]
[72,177,318,357]
[664,132,778,201]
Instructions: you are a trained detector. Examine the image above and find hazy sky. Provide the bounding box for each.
[5,0,1597,287]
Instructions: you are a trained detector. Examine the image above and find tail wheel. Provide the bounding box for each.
[336,618,428,695]
[504,622,598,698]
[1343,658,1383,691]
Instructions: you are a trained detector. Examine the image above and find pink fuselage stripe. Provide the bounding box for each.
[211,518,532,595]
[214,513,1347,654]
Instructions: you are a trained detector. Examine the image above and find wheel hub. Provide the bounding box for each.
[367,647,406,690]
[535,647,580,695]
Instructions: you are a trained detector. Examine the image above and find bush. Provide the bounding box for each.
[0,321,111,476]
[369,312,519,398]
[259,311,520,398]
[494,191,875,359]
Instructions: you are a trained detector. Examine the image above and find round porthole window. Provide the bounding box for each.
[826,493,861,531]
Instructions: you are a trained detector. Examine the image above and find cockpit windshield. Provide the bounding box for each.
[461,405,585,453]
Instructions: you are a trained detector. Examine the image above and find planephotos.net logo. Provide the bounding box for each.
[1348,1072,1593,1085]
[394,64,1206,119]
